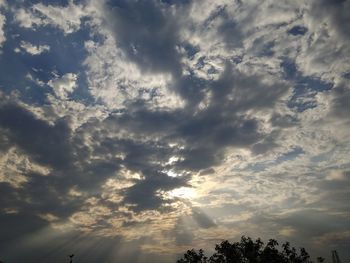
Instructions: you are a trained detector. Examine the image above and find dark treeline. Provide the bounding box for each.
[177,236,326,263]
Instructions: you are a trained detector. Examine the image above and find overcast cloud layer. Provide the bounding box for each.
[0,0,350,262]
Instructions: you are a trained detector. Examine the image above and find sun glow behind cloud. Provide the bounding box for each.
[168,187,197,200]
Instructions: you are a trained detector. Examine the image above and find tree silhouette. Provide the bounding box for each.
[177,249,208,263]
[177,236,317,263]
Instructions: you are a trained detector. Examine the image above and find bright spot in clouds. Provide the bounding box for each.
[168,187,197,200]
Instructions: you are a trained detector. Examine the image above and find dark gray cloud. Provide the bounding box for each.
[0,103,73,170]
[174,220,194,245]
[0,212,50,256]
[191,208,216,228]
[214,6,244,50]
[0,225,168,263]
[313,170,350,214]
[124,171,190,211]
[174,75,210,107]
[210,63,287,111]
[74,60,289,209]
[270,113,299,128]
[311,0,350,39]
[251,132,279,155]
[244,208,350,261]
[105,0,185,75]
[329,84,350,120]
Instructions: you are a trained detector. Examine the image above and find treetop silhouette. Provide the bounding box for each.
[177,236,324,263]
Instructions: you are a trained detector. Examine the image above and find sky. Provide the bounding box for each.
[0,0,349,262]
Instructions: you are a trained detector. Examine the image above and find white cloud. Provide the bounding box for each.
[0,0,6,49]
[291,1,350,83]
[0,14,5,49]
[83,36,183,110]
[0,147,50,188]
[13,8,43,29]
[326,170,348,181]
[48,73,78,99]
[14,0,85,34]
[19,41,50,55]
[25,73,45,86]
[44,95,108,131]
[32,1,85,34]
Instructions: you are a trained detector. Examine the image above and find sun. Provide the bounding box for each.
[168,187,197,199]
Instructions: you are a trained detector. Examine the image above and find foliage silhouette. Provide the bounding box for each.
[177,236,319,263]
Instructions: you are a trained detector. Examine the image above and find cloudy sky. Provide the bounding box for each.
[0,0,349,262]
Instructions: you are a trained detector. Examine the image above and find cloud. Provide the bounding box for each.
[0,103,73,169]
[311,0,350,40]
[124,171,190,211]
[1,0,350,262]
[104,0,185,75]
[191,208,216,228]
[0,16,5,48]
[328,81,350,120]
[290,0,350,84]
[0,147,50,188]
[83,35,180,110]
[0,1,6,49]
[14,0,85,34]
[18,41,50,55]
[48,73,77,99]
[13,8,43,29]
